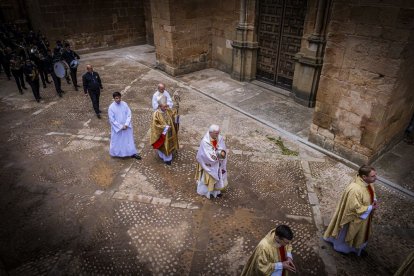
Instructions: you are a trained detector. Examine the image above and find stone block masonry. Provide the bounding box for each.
[310,0,414,164]
[25,0,147,51]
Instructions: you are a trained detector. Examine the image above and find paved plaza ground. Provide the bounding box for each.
[0,45,413,275]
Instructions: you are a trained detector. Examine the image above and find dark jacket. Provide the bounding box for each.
[61,49,80,64]
[82,71,103,93]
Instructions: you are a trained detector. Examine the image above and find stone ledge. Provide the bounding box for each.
[133,194,153,203]
[112,192,128,200]
[151,197,172,206]
[170,201,189,209]
[308,192,320,206]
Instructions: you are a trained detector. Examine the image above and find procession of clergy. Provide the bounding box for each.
[107,83,412,275]
[108,83,227,200]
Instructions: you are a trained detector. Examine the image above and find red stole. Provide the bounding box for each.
[364,184,375,242]
[152,134,166,149]
[211,139,217,150]
[278,246,287,276]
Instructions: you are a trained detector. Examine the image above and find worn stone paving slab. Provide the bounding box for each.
[0,45,412,276]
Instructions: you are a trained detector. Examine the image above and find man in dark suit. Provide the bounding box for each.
[82,64,103,118]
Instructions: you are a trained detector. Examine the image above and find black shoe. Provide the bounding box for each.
[165,161,172,165]
[360,250,369,257]
[36,98,40,103]
[43,84,46,88]
[75,85,81,88]
[58,93,63,98]
[61,89,65,93]
[132,154,142,160]
[22,86,28,90]
[216,193,223,198]
[74,86,78,91]
[97,114,101,119]
[19,90,23,94]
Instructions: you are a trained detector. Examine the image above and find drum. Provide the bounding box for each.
[53,61,69,78]
[70,59,79,69]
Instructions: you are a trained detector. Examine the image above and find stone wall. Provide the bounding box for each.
[144,0,154,46]
[151,0,213,76]
[24,0,147,51]
[309,0,414,164]
[0,0,25,24]
[210,0,239,74]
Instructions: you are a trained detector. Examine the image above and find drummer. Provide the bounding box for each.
[45,49,63,97]
[61,43,80,91]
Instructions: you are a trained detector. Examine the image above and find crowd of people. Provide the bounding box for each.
[0,23,80,101]
[106,84,411,275]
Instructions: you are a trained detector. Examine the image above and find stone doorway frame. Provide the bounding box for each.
[255,0,308,91]
[231,0,332,108]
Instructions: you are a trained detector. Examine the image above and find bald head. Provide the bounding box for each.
[86,64,93,72]
[158,83,165,93]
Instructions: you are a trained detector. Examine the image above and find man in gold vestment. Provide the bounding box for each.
[150,95,178,165]
[324,165,378,256]
[241,225,296,276]
[195,124,228,199]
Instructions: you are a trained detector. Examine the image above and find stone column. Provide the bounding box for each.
[292,0,331,107]
[151,0,212,76]
[231,0,258,81]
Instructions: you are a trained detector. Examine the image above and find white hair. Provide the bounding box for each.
[157,95,167,105]
[209,124,220,132]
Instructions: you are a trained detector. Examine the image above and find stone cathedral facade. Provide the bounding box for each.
[2,0,413,164]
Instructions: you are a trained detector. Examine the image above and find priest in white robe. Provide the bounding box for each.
[108,92,141,159]
[195,124,228,199]
[151,83,173,110]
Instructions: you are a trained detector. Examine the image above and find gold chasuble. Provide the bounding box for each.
[194,138,219,192]
[241,229,292,276]
[150,109,178,156]
[323,176,376,249]
[194,163,217,192]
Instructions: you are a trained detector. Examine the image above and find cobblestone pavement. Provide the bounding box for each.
[0,45,413,275]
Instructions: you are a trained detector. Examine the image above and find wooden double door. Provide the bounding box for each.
[256,0,307,90]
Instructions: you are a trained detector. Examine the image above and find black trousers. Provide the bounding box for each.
[50,72,62,95]
[11,69,26,91]
[70,68,78,86]
[88,89,100,114]
[1,62,11,79]
[39,68,49,86]
[28,78,40,100]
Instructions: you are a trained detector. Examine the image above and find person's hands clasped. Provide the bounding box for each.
[282,259,296,273]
